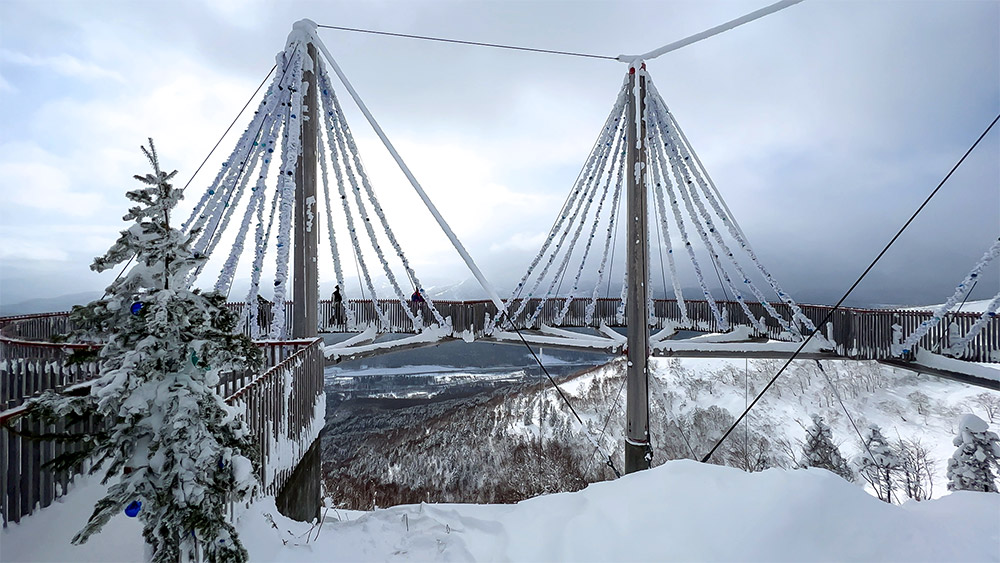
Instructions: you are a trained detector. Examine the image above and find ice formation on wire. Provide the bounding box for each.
[897,237,1000,355]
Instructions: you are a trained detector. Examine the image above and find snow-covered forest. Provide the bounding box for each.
[321,356,1000,511]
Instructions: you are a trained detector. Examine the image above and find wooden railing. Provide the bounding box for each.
[296,298,998,364]
[0,314,323,527]
[225,338,324,497]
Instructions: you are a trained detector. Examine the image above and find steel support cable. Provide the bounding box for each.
[328,78,421,330]
[649,133,691,326]
[585,361,628,476]
[647,369,698,459]
[649,113,728,329]
[509,82,628,303]
[557,116,631,324]
[322,81,390,328]
[240,180,282,337]
[511,89,629,322]
[268,47,307,338]
[319,59,447,329]
[203,111,286,291]
[186,43,302,237]
[812,360,883,472]
[531,115,626,326]
[702,111,1000,463]
[496,310,622,478]
[586,143,628,325]
[657,99,814,333]
[317,24,618,61]
[651,100,776,336]
[213,113,283,294]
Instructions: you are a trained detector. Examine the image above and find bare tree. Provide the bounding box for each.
[895,437,935,501]
[971,393,1000,424]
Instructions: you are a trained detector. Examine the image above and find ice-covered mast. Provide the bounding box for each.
[624,60,651,474]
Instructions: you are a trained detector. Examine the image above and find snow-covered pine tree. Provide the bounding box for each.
[25,140,263,563]
[856,424,903,503]
[947,414,1000,493]
[800,414,854,481]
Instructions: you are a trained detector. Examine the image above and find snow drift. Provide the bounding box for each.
[4,459,998,562]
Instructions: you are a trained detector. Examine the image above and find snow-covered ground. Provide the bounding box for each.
[4,459,998,562]
[4,357,1000,562]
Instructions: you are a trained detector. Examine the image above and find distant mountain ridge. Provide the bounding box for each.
[0,292,101,317]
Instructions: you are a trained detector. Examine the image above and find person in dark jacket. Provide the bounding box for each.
[330,285,344,325]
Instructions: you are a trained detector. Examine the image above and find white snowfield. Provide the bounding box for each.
[4,460,998,562]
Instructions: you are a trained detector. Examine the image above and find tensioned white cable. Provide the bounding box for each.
[949,291,1000,357]
[650,98,796,338]
[196,112,281,287]
[649,115,727,329]
[326,78,419,330]
[240,168,283,338]
[649,133,690,327]
[269,46,305,339]
[320,60,446,329]
[656,95,815,333]
[510,88,628,323]
[214,113,284,294]
[528,105,627,326]
[585,141,627,326]
[556,119,629,325]
[316,73,356,327]
[898,237,1000,354]
[653,112,767,335]
[321,82,392,328]
[507,81,627,296]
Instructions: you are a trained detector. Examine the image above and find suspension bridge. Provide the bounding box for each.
[2,11,998,530]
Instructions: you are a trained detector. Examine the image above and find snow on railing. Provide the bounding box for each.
[0,313,323,526]
[225,337,324,497]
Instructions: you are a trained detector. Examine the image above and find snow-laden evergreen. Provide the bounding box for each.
[801,414,854,481]
[24,141,263,563]
[856,424,903,503]
[946,414,1000,493]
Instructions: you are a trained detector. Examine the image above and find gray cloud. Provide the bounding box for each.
[0,0,997,311]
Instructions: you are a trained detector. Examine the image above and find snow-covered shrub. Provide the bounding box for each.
[801,414,854,482]
[25,140,263,563]
[856,424,902,503]
[946,414,1000,493]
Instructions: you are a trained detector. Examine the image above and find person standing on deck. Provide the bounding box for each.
[330,285,344,325]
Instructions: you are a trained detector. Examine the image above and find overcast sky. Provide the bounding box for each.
[1,0,998,311]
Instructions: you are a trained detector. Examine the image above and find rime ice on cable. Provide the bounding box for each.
[510,64,809,340]
[178,19,452,341]
[895,237,1000,358]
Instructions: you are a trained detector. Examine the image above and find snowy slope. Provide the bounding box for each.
[3,460,998,562]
